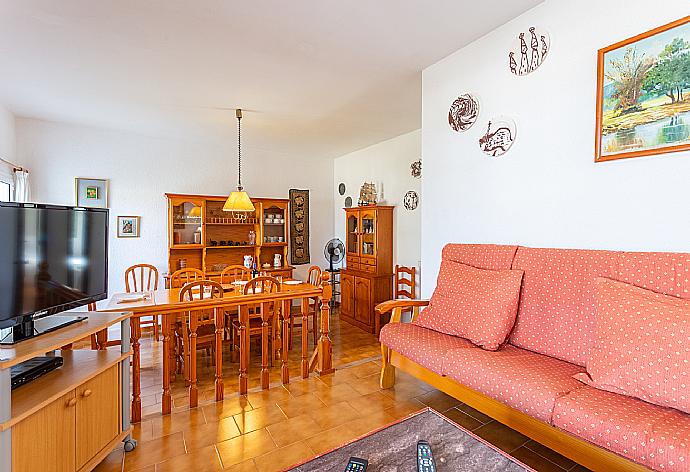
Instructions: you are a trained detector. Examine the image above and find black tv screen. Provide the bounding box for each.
[0,203,108,329]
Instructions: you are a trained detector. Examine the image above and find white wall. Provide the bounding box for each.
[334,130,422,293]
[421,0,690,296]
[0,105,15,161]
[16,118,334,293]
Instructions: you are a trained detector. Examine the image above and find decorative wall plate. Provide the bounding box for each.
[479,117,517,157]
[344,196,353,208]
[509,26,550,76]
[448,94,480,132]
[338,183,346,195]
[410,159,422,179]
[403,190,419,210]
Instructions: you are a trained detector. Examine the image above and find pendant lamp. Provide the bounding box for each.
[223,109,255,213]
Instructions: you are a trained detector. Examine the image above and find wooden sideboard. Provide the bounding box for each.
[166,194,294,281]
[0,311,133,472]
[340,206,393,333]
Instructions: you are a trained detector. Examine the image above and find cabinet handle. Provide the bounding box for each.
[67,398,77,407]
[82,389,93,398]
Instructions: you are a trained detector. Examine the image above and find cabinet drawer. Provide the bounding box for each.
[348,263,360,271]
[348,256,360,264]
[361,257,376,266]
[362,265,376,273]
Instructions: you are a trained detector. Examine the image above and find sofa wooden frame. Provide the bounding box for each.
[376,300,650,472]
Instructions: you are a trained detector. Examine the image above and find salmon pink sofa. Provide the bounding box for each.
[377,244,690,472]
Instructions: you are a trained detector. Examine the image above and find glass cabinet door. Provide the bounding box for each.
[359,209,376,257]
[346,211,359,255]
[171,200,203,246]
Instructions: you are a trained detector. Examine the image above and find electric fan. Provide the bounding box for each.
[324,238,345,272]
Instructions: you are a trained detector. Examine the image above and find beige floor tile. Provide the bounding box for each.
[183,416,242,451]
[304,422,362,455]
[345,391,399,416]
[150,408,207,438]
[123,431,186,470]
[275,392,326,418]
[266,414,323,447]
[306,400,361,430]
[216,428,277,467]
[282,377,332,397]
[313,382,362,406]
[347,373,383,396]
[155,445,223,472]
[224,459,258,471]
[201,396,252,422]
[253,441,315,472]
[245,386,293,409]
[416,390,461,412]
[232,404,289,434]
[382,398,426,419]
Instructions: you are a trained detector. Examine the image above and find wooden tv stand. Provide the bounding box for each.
[0,311,134,472]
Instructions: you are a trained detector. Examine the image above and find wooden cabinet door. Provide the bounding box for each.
[354,277,372,325]
[12,391,76,472]
[340,273,355,318]
[345,210,360,257]
[76,365,120,469]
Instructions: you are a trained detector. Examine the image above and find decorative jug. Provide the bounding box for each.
[273,254,282,268]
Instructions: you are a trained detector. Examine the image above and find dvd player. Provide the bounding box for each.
[11,356,64,390]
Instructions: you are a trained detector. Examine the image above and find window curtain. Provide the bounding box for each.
[13,169,29,202]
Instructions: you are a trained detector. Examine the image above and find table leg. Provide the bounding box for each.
[214,307,224,401]
[261,302,270,389]
[162,313,172,415]
[301,298,309,379]
[120,317,137,451]
[317,275,335,376]
[97,328,108,351]
[238,305,249,395]
[130,317,142,423]
[189,312,198,408]
[281,300,290,384]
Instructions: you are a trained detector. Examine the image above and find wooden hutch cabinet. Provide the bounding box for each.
[165,194,294,285]
[340,206,393,333]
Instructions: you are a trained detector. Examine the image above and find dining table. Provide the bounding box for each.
[94,273,334,423]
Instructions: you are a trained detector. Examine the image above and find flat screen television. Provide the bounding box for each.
[0,202,108,343]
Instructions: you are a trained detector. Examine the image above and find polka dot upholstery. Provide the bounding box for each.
[617,252,690,299]
[553,386,690,471]
[575,277,690,414]
[442,345,586,422]
[414,260,524,350]
[442,243,519,270]
[509,248,623,366]
[379,322,474,375]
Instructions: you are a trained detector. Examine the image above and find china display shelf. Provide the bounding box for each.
[262,242,288,247]
[204,245,256,249]
[206,221,259,226]
[169,244,203,250]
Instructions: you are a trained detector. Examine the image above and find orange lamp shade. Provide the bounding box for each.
[223,191,255,212]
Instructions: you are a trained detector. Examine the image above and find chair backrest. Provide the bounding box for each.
[394,265,416,300]
[220,265,251,284]
[170,268,205,288]
[307,265,322,286]
[243,276,281,295]
[178,280,225,302]
[125,264,159,293]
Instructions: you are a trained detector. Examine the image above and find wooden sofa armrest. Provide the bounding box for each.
[375,299,429,325]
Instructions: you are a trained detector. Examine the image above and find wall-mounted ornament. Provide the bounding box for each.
[338,183,346,195]
[410,159,422,179]
[509,26,550,76]
[344,196,353,208]
[448,94,480,131]
[479,118,517,157]
[403,191,419,211]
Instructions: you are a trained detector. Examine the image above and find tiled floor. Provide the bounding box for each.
[94,314,589,472]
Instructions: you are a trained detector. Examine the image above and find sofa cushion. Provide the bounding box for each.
[414,261,524,350]
[553,386,690,471]
[442,243,518,270]
[442,344,585,422]
[509,247,621,366]
[617,251,690,300]
[379,322,474,375]
[575,277,690,414]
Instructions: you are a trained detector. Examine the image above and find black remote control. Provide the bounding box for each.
[344,457,368,471]
[417,440,436,472]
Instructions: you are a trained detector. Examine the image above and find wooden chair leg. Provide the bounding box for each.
[380,343,396,389]
[312,299,319,347]
[154,315,160,341]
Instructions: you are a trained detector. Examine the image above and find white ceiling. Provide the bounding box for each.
[0,0,541,158]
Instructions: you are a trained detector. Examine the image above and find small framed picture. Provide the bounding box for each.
[117,216,140,238]
[75,177,108,208]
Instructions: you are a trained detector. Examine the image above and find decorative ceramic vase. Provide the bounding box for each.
[243,255,253,270]
[273,254,282,268]
[248,230,256,246]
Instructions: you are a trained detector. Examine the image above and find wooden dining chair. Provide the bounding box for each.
[231,276,281,375]
[125,264,160,340]
[219,265,252,284]
[376,264,416,335]
[169,268,205,288]
[176,280,224,406]
[289,265,321,348]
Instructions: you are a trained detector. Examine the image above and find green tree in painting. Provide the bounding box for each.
[643,38,690,103]
[605,47,654,112]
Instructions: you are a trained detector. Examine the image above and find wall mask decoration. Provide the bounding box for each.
[509,26,550,76]
[595,16,690,162]
[403,190,419,211]
[410,159,422,179]
[479,118,517,157]
[448,94,480,131]
[344,196,353,208]
[338,182,346,195]
[289,189,310,265]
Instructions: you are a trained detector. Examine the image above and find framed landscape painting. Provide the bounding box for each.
[595,15,690,162]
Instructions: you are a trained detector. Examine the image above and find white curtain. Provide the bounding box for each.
[13,169,29,202]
